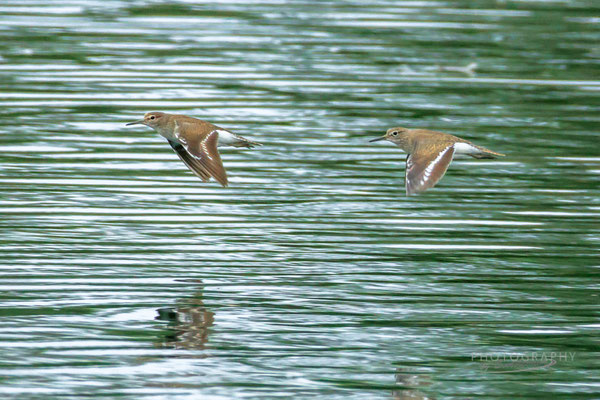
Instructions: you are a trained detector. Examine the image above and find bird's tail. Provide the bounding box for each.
[470,144,505,159]
[232,136,262,148]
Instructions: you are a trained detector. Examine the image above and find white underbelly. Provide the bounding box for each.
[453,142,478,154]
[216,129,236,146]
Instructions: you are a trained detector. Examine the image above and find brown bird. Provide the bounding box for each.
[370,127,504,195]
[126,112,261,187]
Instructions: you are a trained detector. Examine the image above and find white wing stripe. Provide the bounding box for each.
[200,131,217,161]
[421,146,452,185]
[188,130,218,162]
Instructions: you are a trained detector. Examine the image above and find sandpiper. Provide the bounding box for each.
[370,127,504,195]
[126,112,261,187]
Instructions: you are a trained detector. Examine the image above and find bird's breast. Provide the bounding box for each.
[157,121,180,143]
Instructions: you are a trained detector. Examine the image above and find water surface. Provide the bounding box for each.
[0,1,599,398]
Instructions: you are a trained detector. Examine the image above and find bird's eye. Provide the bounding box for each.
[391,131,398,136]
[150,115,155,120]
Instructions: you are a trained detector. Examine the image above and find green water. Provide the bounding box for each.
[0,1,599,399]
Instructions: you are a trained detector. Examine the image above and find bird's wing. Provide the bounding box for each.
[405,144,455,195]
[168,140,211,182]
[173,128,228,187]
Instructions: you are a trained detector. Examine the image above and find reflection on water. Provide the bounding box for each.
[156,281,214,351]
[392,369,434,400]
[0,0,599,398]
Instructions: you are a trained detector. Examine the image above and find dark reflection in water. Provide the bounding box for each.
[156,280,214,351]
[392,369,434,400]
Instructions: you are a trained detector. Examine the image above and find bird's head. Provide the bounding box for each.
[369,126,409,144]
[126,112,166,128]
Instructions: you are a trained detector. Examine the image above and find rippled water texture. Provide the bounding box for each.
[1,1,599,398]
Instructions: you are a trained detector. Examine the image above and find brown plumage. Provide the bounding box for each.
[370,127,504,195]
[126,112,261,187]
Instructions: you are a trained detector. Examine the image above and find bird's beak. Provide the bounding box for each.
[369,136,386,142]
[126,119,145,126]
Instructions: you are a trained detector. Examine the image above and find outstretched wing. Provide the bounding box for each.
[170,129,228,187]
[405,144,455,195]
[168,140,211,182]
